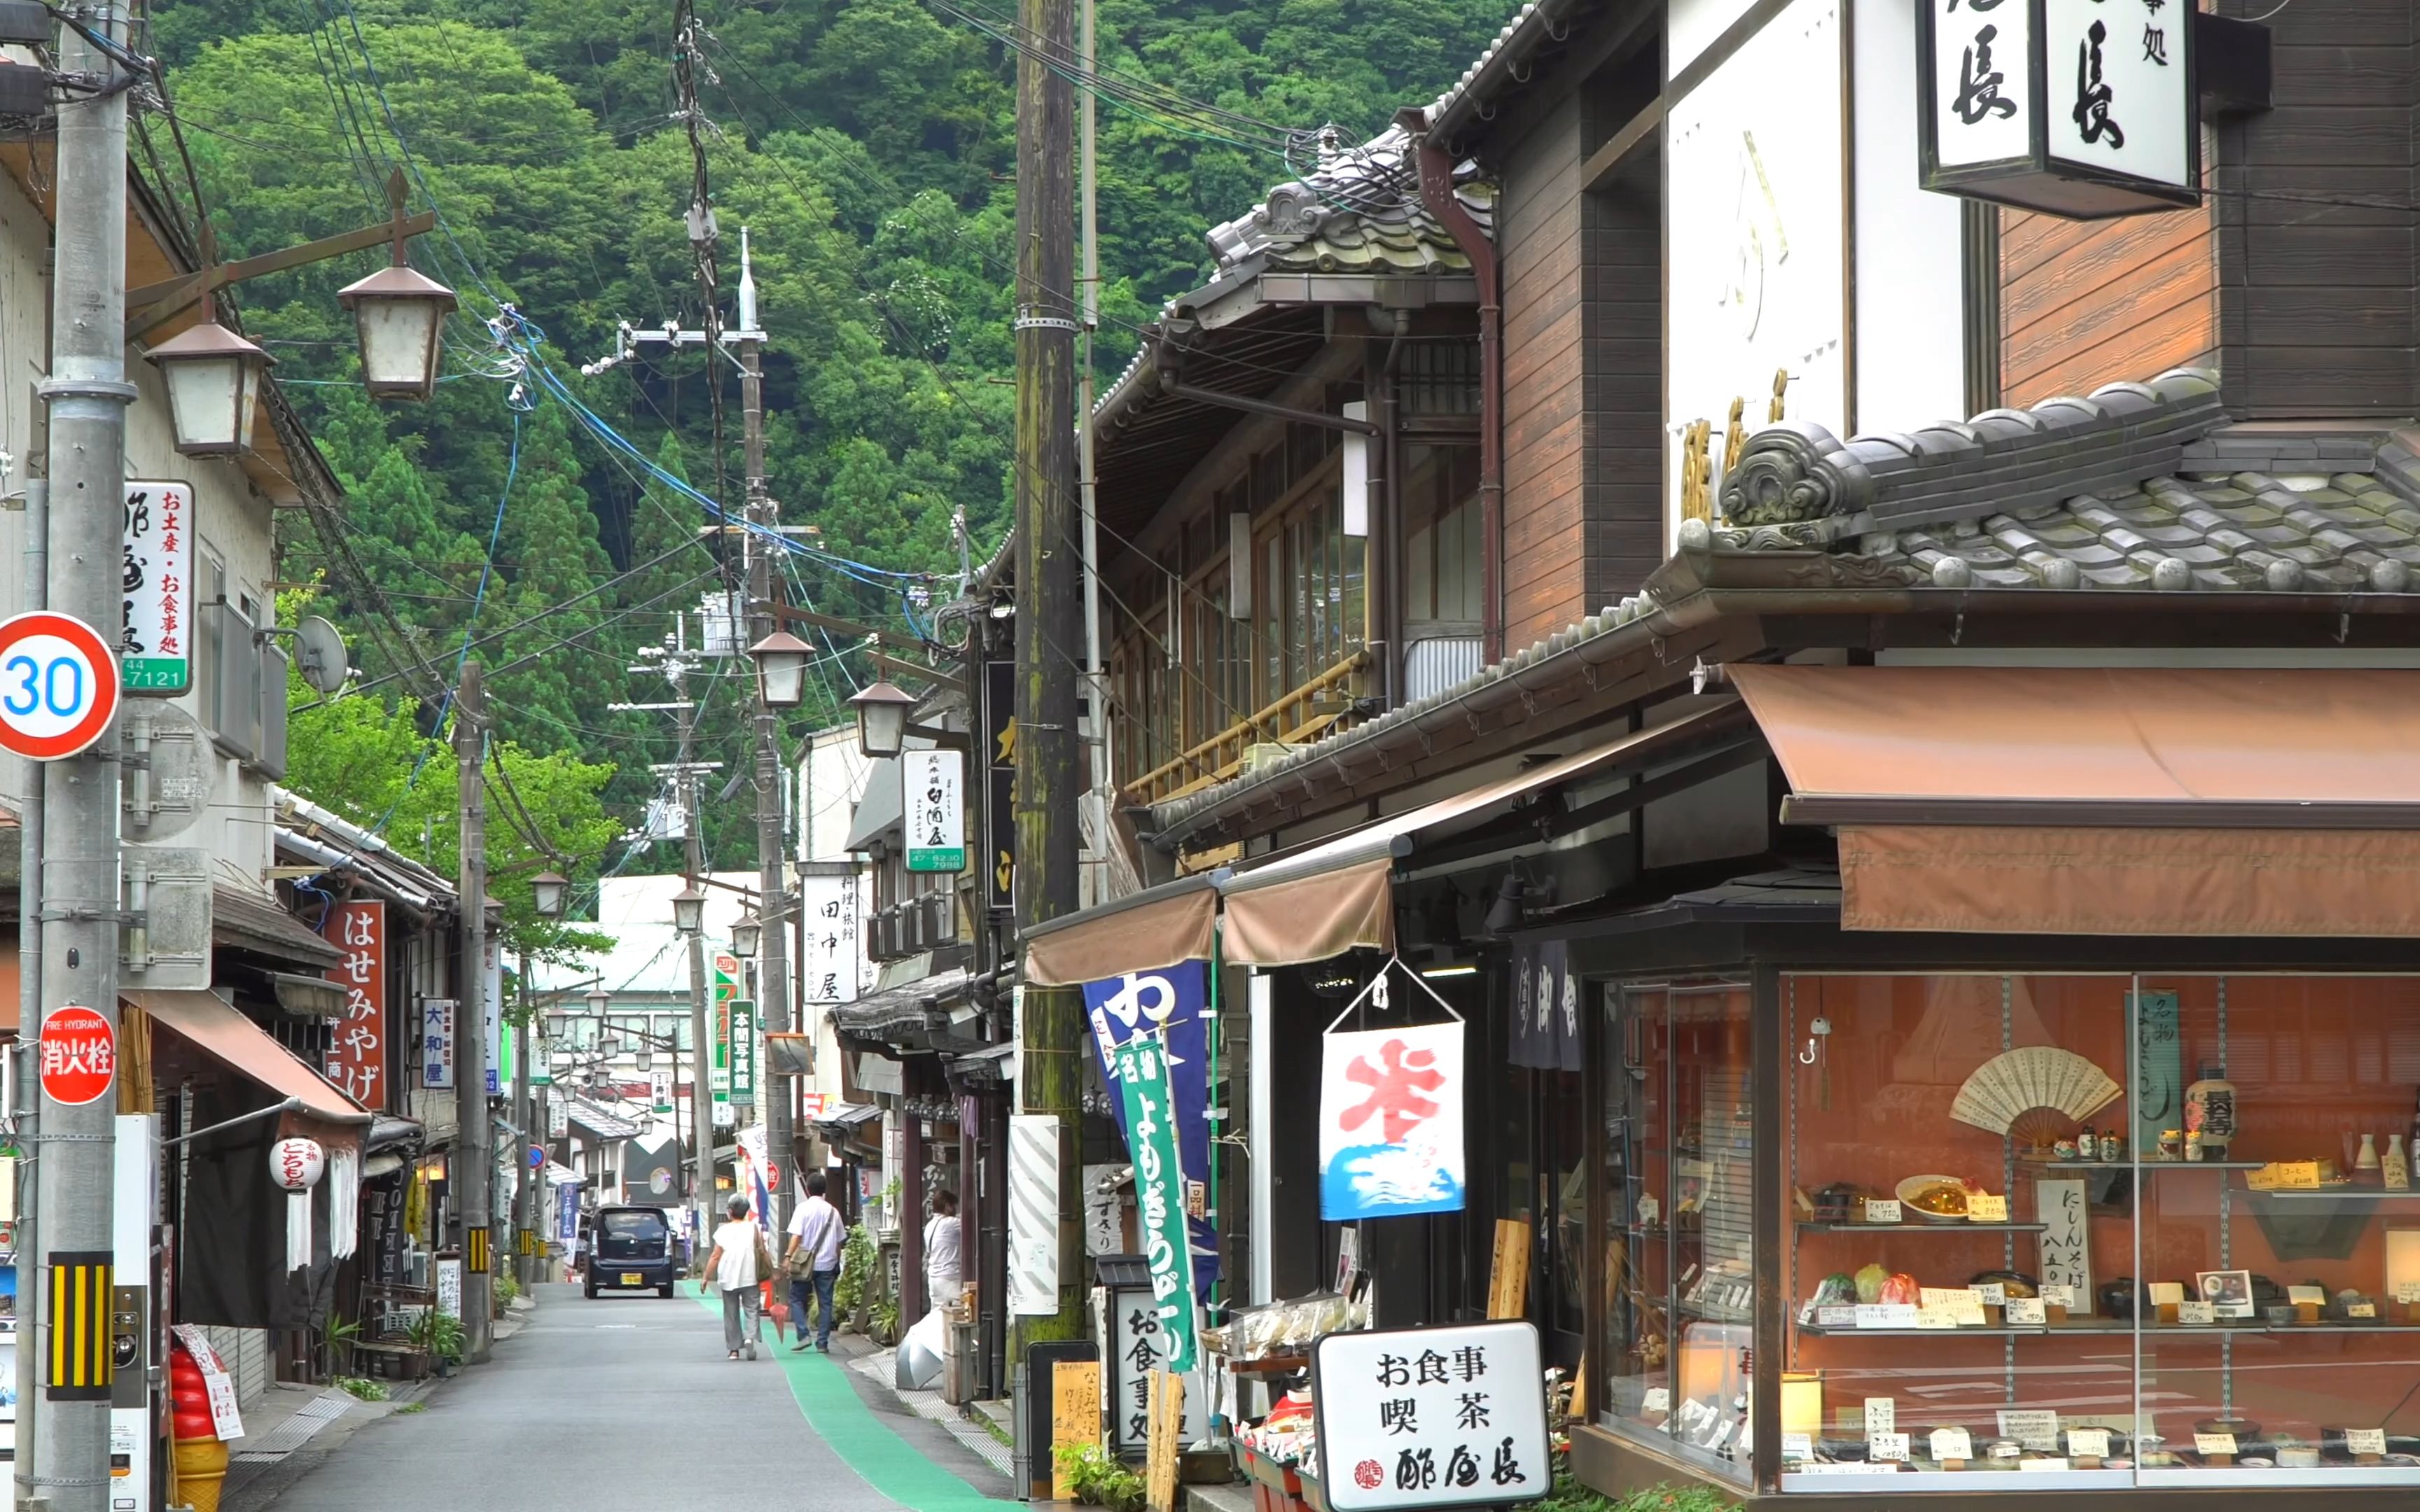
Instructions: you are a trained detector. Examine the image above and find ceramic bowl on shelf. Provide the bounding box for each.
[1894,1175,1971,1222]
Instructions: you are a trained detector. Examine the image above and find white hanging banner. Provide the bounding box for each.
[1319,995,1467,1221]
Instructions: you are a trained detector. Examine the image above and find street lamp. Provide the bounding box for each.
[145,321,274,457]
[732,912,762,960]
[585,988,611,1018]
[671,886,706,937]
[531,872,569,921]
[336,260,457,402]
[483,895,506,933]
[748,631,812,710]
[849,680,918,759]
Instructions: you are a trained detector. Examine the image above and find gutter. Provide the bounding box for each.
[1422,0,1594,150]
[1407,120,1504,661]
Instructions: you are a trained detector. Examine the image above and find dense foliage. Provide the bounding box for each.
[153,0,1512,882]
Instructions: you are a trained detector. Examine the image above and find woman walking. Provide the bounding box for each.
[700,1194,770,1360]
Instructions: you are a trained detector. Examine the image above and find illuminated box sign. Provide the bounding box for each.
[1917,0,2197,218]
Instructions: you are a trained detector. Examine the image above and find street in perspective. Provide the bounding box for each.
[0,0,2414,1510]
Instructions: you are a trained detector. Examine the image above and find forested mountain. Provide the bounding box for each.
[150,0,1510,869]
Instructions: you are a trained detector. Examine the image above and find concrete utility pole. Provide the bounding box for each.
[1011,0,1086,1350]
[680,692,714,1248]
[454,659,494,1363]
[734,233,794,1231]
[32,5,132,1504]
[513,949,536,1286]
[11,477,44,1498]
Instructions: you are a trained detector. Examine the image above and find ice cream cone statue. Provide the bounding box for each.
[169,1337,229,1512]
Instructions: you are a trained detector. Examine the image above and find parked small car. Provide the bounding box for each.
[586,1205,680,1298]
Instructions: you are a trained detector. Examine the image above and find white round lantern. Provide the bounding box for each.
[272,1137,326,1270]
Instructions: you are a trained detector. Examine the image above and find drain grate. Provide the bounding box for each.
[229,1394,353,1462]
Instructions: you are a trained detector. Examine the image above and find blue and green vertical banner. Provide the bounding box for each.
[1113,1037,1199,1375]
[1086,963,1219,1297]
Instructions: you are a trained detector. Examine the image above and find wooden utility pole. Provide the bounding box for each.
[1011,0,1085,1351]
[454,659,495,1363]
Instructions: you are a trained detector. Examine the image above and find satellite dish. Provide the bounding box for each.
[294,615,351,696]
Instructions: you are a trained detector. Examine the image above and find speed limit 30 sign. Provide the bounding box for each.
[0,611,120,760]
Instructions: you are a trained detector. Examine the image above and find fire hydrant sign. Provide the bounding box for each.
[39,1004,115,1106]
[0,611,120,761]
[1311,1321,1550,1512]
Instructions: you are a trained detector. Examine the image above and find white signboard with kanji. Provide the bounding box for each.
[421,997,457,1090]
[1108,1293,1207,1454]
[1312,1321,1550,1511]
[903,748,965,873]
[799,869,863,1004]
[122,481,194,694]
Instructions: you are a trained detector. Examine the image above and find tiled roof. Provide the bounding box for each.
[1204,125,1490,279]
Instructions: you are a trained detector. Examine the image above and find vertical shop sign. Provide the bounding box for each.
[903,748,966,873]
[2035,1177,2093,1313]
[1086,964,1219,1296]
[482,937,503,1097]
[729,1000,757,1107]
[421,998,457,1090]
[1109,1296,1208,1454]
[2132,990,2181,1163]
[985,659,1015,910]
[1312,1321,1550,1512]
[651,1070,674,1114]
[712,951,739,1102]
[121,481,194,694]
[1112,1037,1199,1373]
[799,869,863,1004]
[1319,1021,1467,1220]
[324,900,387,1108]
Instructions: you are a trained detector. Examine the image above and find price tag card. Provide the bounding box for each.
[1863,1398,1896,1438]
[2347,1429,2388,1457]
[2040,1284,2075,1308]
[2005,1296,2048,1325]
[2019,1458,2072,1473]
[1855,1303,1918,1329]
[2351,1301,2378,1318]
[2399,1282,2420,1305]
[1912,1308,1958,1330]
[1966,1193,2010,1222]
[1973,1282,2008,1306]
[2194,1433,2239,1457]
[1931,1428,1973,1462]
[1919,1287,1988,1326]
[2265,1160,2323,1189]
[2290,1284,2328,1306]
[1816,1305,1857,1329]
[2067,1429,2111,1460]
[1870,1431,1910,1463]
[1781,1433,1812,1462]
[1989,1441,2024,1461]
[1863,1198,1903,1224]
[1641,1387,1670,1413]
[1998,1410,2061,1452]
[2178,1300,2217,1325]
[2148,1282,2187,1307]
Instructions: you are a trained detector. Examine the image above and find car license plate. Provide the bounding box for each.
[620,1273,642,1285]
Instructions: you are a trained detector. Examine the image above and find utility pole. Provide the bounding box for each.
[679,693,714,1247]
[513,948,536,1287]
[1011,0,1085,1352]
[1078,0,1107,908]
[454,659,494,1364]
[736,232,797,1231]
[11,477,43,1500]
[32,2,132,1502]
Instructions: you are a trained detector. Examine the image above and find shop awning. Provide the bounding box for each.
[131,988,369,1126]
[1218,697,1753,965]
[211,883,343,969]
[1732,664,2420,936]
[1021,876,1219,986]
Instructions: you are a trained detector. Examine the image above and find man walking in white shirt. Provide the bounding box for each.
[784,1170,847,1353]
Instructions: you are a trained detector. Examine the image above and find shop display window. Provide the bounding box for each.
[1599,978,1754,1484]
[1762,973,2420,1491]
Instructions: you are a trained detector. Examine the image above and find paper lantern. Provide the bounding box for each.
[271,1137,326,1271]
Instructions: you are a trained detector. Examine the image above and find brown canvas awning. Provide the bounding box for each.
[132,988,370,1129]
[1732,664,2420,936]
[1020,878,1219,987]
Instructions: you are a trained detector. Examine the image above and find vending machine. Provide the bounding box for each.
[111,1114,160,1512]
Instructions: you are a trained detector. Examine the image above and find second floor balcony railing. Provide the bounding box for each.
[1123,651,1368,806]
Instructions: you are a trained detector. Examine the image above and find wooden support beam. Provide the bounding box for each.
[1581,98,1664,193]
[126,209,439,341]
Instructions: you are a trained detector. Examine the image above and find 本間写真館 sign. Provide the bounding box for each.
[1917,0,2197,218]
[1312,1321,1550,1512]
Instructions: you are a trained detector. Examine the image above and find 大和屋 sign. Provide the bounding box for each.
[1319,1019,1466,1220]
[1917,0,2197,218]
[1312,1321,1550,1512]
[904,748,966,873]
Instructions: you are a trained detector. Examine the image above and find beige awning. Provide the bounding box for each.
[1020,878,1220,987]
[1732,664,2420,936]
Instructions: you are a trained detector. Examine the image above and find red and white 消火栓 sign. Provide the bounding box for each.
[323,899,386,1108]
[39,1003,116,1105]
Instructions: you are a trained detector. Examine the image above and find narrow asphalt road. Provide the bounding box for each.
[238,1284,1013,1512]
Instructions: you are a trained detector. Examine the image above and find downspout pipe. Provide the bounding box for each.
[1405,116,1503,662]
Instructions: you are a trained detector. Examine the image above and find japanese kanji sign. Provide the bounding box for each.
[799,869,863,1004]
[729,1000,756,1107]
[1917,0,2197,217]
[1312,1321,1550,1512]
[421,997,457,1091]
[1109,1295,1208,1455]
[712,952,739,1102]
[1112,1036,1199,1374]
[1087,964,1218,1297]
[39,1004,115,1106]
[903,748,966,873]
[323,899,386,1109]
[1320,1021,1466,1220]
[122,481,193,695]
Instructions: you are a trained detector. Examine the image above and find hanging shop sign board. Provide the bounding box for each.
[712,952,739,1103]
[800,869,863,1004]
[1111,1037,1199,1373]
[39,1004,116,1107]
[1312,1320,1551,1512]
[421,997,456,1090]
[729,1000,757,1107]
[482,937,504,1097]
[904,748,966,873]
[1320,1016,1467,1221]
[0,611,120,762]
[1087,964,1218,1296]
[122,482,194,694]
[324,900,387,1109]
[1917,0,2197,218]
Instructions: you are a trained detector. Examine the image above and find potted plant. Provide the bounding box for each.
[405,1308,465,1378]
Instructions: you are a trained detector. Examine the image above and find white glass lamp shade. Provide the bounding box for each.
[849,680,917,759]
[748,631,813,709]
[531,871,569,920]
[671,887,707,936]
[338,262,457,402]
[732,913,762,960]
[146,321,273,456]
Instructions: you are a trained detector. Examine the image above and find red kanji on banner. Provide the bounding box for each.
[323,900,386,1109]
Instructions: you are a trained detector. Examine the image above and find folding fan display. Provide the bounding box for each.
[1951,1046,2123,1147]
